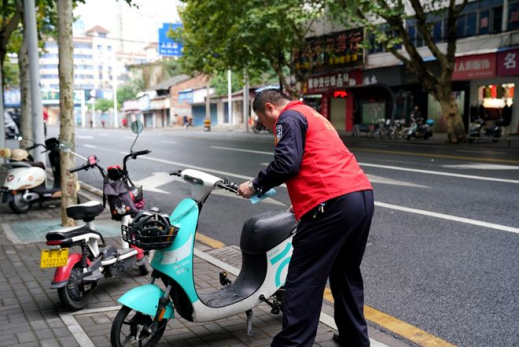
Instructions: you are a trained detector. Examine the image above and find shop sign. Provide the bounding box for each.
[497,49,519,76]
[305,70,362,94]
[293,28,364,75]
[452,53,496,80]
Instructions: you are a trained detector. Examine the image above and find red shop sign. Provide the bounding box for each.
[497,49,519,76]
[305,70,363,94]
[452,53,496,80]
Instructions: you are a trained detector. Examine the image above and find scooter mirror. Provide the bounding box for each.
[131,121,144,134]
[59,143,72,152]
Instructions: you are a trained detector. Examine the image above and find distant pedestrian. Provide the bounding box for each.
[101,119,106,128]
[122,118,128,127]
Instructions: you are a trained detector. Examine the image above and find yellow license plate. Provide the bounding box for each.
[40,248,69,268]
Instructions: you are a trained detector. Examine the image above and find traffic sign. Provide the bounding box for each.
[158,23,183,57]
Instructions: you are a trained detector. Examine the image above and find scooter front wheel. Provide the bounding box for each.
[111,305,167,347]
[58,263,92,311]
[9,193,31,214]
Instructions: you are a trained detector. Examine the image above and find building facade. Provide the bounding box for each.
[302,0,519,135]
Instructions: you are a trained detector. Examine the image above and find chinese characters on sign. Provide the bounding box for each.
[293,29,364,74]
[305,70,363,94]
[158,23,183,57]
[452,53,496,80]
[497,49,519,76]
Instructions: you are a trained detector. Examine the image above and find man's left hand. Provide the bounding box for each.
[238,181,255,199]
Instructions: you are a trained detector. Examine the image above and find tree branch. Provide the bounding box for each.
[408,0,447,67]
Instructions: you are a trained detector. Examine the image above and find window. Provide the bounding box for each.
[42,53,59,59]
[74,43,92,49]
[457,15,467,37]
[508,1,519,30]
[41,74,59,79]
[97,45,102,50]
[466,12,477,36]
[492,6,503,33]
[479,9,490,34]
[107,45,112,51]
[98,33,107,38]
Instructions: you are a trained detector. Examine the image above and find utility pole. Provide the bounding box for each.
[243,70,249,132]
[113,71,118,128]
[228,69,232,128]
[24,0,45,163]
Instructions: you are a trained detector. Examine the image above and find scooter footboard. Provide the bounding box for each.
[118,284,174,320]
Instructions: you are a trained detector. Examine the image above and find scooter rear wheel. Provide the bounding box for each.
[9,193,31,214]
[111,305,167,347]
[58,263,91,311]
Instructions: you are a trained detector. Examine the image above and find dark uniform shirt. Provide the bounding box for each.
[252,110,308,193]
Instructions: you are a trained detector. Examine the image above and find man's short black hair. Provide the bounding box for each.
[253,89,291,114]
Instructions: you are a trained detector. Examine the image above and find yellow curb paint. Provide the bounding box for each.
[323,289,456,347]
[352,148,519,165]
[195,233,226,249]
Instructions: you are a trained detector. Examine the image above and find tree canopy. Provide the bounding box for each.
[174,0,326,97]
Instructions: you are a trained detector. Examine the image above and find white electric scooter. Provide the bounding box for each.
[110,169,298,346]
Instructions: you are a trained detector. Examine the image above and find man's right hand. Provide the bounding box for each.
[238,181,255,199]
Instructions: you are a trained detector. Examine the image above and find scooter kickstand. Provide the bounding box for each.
[245,309,253,337]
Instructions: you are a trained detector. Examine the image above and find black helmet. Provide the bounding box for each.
[123,210,178,250]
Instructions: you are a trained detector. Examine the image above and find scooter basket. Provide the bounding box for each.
[121,224,179,251]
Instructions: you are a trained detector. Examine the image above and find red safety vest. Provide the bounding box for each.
[276,101,372,220]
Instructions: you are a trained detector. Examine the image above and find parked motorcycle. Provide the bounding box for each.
[4,110,19,139]
[40,121,151,311]
[406,119,434,141]
[0,137,78,213]
[110,168,296,346]
[468,117,502,143]
[252,119,272,133]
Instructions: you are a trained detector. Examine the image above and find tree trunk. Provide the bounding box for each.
[58,0,77,227]
[0,57,6,148]
[436,83,466,143]
[19,38,32,149]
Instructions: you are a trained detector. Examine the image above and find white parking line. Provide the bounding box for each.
[76,135,94,139]
[58,248,388,347]
[161,140,178,145]
[83,144,98,149]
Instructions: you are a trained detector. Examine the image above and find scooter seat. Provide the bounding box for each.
[46,224,105,246]
[66,201,104,221]
[30,161,45,170]
[240,211,297,255]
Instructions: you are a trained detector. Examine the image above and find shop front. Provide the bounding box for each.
[303,70,363,132]
[456,50,519,136]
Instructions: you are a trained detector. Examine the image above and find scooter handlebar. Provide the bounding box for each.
[217,180,239,194]
[69,163,87,173]
[132,150,151,157]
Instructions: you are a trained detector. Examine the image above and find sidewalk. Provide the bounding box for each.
[0,190,411,347]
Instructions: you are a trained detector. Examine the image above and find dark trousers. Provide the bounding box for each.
[271,190,374,347]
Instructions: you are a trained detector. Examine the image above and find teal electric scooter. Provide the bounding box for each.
[110,168,297,347]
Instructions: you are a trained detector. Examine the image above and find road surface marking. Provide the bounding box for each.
[323,289,455,347]
[353,147,519,165]
[456,149,505,155]
[132,172,177,194]
[216,146,519,184]
[125,136,135,139]
[359,162,519,184]
[442,163,519,170]
[76,135,94,139]
[211,146,273,155]
[161,140,178,145]
[83,144,98,149]
[195,233,226,249]
[89,149,516,235]
[367,174,428,188]
[376,201,519,235]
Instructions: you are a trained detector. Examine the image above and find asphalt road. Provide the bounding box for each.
[48,126,519,347]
